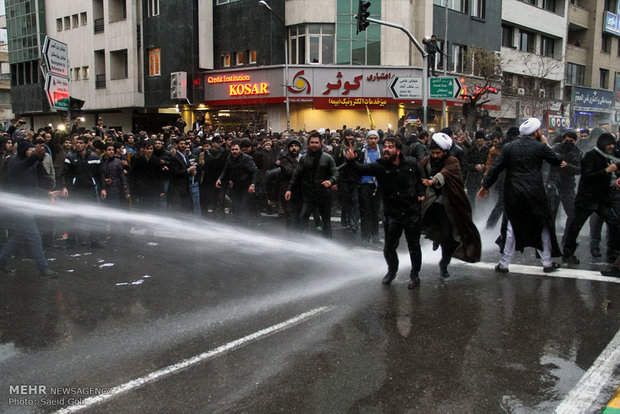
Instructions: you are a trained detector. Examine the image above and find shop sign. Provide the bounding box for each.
[228,83,269,96]
[548,115,569,129]
[325,98,388,108]
[573,87,614,109]
[604,8,620,36]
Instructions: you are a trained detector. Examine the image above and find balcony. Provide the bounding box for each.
[94,18,104,34]
[568,4,589,30]
[95,74,106,89]
[566,44,587,66]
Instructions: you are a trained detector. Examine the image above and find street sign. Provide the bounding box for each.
[389,76,422,99]
[44,73,70,110]
[42,37,69,78]
[429,77,462,99]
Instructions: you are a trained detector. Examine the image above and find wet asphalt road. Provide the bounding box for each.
[0,214,619,414]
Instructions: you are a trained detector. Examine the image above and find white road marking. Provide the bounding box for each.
[554,328,620,413]
[466,262,620,284]
[55,306,332,413]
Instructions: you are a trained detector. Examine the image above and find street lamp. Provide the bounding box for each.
[259,0,290,132]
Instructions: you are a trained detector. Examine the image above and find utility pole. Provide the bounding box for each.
[355,2,429,129]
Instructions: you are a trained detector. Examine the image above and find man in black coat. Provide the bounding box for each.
[0,140,56,277]
[130,140,165,211]
[547,131,581,227]
[285,132,339,238]
[216,139,258,224]
[562,133,620,264]
[278,137,302,231]
[199,135,228,217]
[345,136,425,289]
[479,118,566,273]
[167,139,195,213]
[464,131,489,212]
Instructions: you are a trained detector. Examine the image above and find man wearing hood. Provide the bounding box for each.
[562,132,620,265]
[479,118,566,273]
[547,131,581,228]
[0,140,56,278]
[285,132,338,238]
[278,137,302,230]
[421,133,481,279]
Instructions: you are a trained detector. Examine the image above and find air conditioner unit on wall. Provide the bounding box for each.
[517,88,525,95]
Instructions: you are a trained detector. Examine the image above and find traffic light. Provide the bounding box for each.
[356,0,371,34]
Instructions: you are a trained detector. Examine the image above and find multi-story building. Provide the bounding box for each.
[6,0,503,133]
[0,14,14,127]
[500,0,570,129]
[566,0,620,129]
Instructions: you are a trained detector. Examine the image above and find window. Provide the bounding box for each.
[615,72,620,91]
[433,0,467,11]
[222,53,231,67]
[56,18,63,31]
[216,0,241,4]
[451,44,467,73]
[566,62,585,85]
[81,12,87,25]
[72,14,79,28]
[110,49,128,80]
[542,0,556,11]
[290,24,334,64]
[600,68,609,89]
[147,0,159,17]
[519,30,535,52]
[472,0,485,18]
[64,16,70,30]
[109,0,127,22]
[541,36,555,57]
[249,50,257,64]
[520,0,536,4]
[336,0,381,65]
[502,25,514,47]
[148,48,161,77]
[605,0,618,12]
[82,66,90,80]
[73,67,81,81]
[235,52,244,65]
[602,34,611,53]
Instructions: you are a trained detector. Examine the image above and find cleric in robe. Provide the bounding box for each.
[479,118,567,273]
[420,132,482,278]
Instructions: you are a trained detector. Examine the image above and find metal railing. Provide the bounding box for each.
[95,74,106,89]
[94,18,104,33]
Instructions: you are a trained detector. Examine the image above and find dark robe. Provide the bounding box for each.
[420,155,481,263]
[482,135,563,255]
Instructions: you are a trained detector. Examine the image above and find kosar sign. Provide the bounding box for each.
[207,73,269,97]
[229,83,269,96]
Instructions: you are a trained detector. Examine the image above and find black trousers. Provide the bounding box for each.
[383,214,422,275]
[358,183,380,242]
[563,201,620,256]
[300,194,332,238]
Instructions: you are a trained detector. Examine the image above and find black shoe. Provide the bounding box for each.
[382,272,396,286]
[39,268,57,279]
[591,249,602,258]
[0,266,16,275]
[439,264,450,279]
[495,264,509,273]
[408,273,420,289]
[600,268,620,277]
[562,255,580,265]
[543,262,561,273]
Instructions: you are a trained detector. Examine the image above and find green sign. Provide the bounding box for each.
[429,77,462,99]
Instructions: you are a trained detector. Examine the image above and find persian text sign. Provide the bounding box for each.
[42,37,69,78]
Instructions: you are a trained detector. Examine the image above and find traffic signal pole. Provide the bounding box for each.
[363,17,429,129]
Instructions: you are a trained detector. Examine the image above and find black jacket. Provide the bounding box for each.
[130,154,164,198]
[102,155,129,196]
[218,152,259,189]
[574,148,617,210]
[464,144,489,187]
[347,154,425,218]
[63,150,105,192]
[3,152,53,196]
[287,150,338,200]
[168,151,192,196]
[202,147,228,184]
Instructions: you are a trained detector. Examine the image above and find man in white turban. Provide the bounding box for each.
[479,118,567,273]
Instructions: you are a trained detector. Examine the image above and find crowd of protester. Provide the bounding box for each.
[1,114,620,283]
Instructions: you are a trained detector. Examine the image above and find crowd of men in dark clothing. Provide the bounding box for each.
[1,115,620,284]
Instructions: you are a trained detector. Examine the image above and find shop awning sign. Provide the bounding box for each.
[389,77,422,99]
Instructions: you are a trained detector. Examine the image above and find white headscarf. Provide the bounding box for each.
[431,132,453,151]
[519,118,542,136]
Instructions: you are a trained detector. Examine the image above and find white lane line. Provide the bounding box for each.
[466,262,620,284]
[554,328,620,413]
[55,306,332,414]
